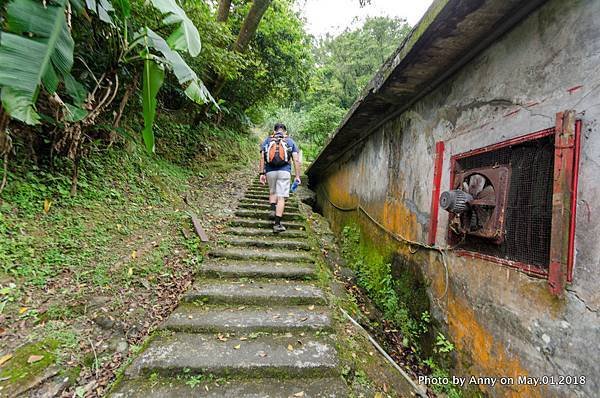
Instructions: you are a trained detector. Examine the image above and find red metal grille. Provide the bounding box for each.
[452,135,555,270]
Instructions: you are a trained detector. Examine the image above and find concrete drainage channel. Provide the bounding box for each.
[109,180,349,397]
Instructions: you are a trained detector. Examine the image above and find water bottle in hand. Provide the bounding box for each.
[291,179,299,193]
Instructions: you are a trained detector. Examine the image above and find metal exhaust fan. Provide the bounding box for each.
[440,165,511,244]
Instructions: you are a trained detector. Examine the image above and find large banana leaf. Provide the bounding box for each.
[146,29,215,106]
[149,0,201,57]
[85,0,116,25]
[141,58,164,154]
[0,0,74,124]
[112,0,131,18]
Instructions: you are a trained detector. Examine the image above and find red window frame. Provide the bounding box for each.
[428,141,445,246]
[441,111,581,294]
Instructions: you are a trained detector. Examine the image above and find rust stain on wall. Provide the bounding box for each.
[323,162,421,242]
[448,294,543,398]
[425,251,448,303]
[382,199,420,242]
[323,167,356,209]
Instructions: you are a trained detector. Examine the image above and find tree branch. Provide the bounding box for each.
[0,105,12,194]
[217,0,232,22]
[233,0,273,53]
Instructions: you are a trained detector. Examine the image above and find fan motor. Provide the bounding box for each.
[440,189,473,213]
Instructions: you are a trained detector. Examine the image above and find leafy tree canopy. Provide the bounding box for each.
[263,15,411,161]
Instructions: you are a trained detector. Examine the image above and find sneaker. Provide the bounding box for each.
[269,210,276,219]
[273,223,286,233]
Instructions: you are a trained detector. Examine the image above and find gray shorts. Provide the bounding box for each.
[266,170,291,198]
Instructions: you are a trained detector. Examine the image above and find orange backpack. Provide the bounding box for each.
[265,135,291,167]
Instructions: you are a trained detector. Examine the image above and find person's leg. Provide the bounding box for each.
[269,195,277,218]
[273,171,291,232]
[275,196,285,216]
[266,172,278,218]
[274,195,286,226]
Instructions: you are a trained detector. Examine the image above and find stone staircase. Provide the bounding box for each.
[111,180,348,397]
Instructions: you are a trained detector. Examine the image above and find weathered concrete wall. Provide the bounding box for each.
[314,0,600,396]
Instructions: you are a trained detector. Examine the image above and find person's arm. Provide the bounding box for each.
[259,152,266,174]
[259,141,267,184]
[292,152,301,184]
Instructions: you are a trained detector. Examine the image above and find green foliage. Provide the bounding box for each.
[145,27,214,106]
[0,0,315,162]
[297,102,346,161]
[258,105,306,144]
[0,119,255,286]
[0,282,18,314]
[149,0,202,56]
[0,0,81,124]
[311,16,411,109]
[182,372,219,388]
[0,0,215,155]
[223,0,313,113]
[153,117,257,168]
[142,59,165,153]
[424,358,463,397]
[341,224,463,397]
[46,304,78,321]
[0,144,185,286]
[434,332,455,354]
[178,1,246,84]
[121,0,215,151]
[340,225,425,346]
[299,103,346,143]
[261,16,410,162]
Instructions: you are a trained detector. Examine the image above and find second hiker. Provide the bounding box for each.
[259,123,301,233]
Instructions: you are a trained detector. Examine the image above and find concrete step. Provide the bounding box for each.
[183,280,327,305]
[246,188,271,194]
[209,247,314,263]
[198,260,316,279]
[235,209,303,221]
[111,377,349,397]
[238,201,299,210]
[124,332,339,378]
[162,304,332,333]
[243,194,277,201]
[247,185,301,194]
[245,191,271,197]
[229,218,305,230]
[224,226,308,239]
[238,199,299,207]
[247,188,271,193]
[223,236,311,251]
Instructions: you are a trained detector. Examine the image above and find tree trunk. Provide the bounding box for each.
[0,105,11,194]
[233,0,272,53]
[209,0,273,100]
[110,72,138,146]
[217,0,232,22]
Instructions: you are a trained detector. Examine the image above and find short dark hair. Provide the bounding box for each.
[273,123,287,131]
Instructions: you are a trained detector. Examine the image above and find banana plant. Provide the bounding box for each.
[0,0,86,125]
[0,0,215,153]
[92,0,215,153]
[126,0,215,152]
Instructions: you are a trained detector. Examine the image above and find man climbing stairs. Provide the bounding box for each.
[111,180,348,397]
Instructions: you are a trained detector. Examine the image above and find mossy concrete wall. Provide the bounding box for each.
[314,0,600,396]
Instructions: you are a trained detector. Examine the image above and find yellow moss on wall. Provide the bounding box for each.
[323,167,357,208]
[381,199,420,242]
[322,162,421,243]
[448,294,543,397]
